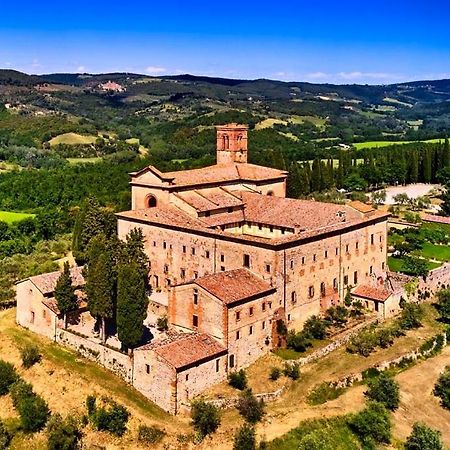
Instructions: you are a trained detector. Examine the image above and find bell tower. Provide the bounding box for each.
[216,123,248,164]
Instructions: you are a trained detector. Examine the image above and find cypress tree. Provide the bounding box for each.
[117,262,149,350]
[287,162,302,199]
[54,262,78,329]
[423,148,432,183]
[444,138,450,168]
[311,158,322,192]
[84,234,115,343]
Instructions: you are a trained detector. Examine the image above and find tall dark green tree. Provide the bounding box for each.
[84,234,115,342]
[116,261,149,350]
[311,158,322,192]
[54,262,78,329]
[443,138,450,168]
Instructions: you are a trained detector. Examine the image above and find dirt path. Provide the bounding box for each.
[393,346,450,446]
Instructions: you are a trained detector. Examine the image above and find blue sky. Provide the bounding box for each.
[1,0,449,84]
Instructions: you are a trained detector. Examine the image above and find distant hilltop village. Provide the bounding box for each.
[17,124,398,414]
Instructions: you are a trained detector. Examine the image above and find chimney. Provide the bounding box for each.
[216,123,248,164]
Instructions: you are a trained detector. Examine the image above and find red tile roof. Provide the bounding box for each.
[42,290,87,315]
[352,285,392,302]
[137,333,226,370]
[348,200,375,213]
[193,268,275,305]
[28,266,85,295]
[132,163,287,187]
[423,214,450,225]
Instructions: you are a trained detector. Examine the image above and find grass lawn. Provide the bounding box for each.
[66,157,102,164]
[49,132,98,146]
[274,338,332,360]
[0,210,35,224]
[353,138,445,150]
[415,242,450,262]
[388,255,441,273]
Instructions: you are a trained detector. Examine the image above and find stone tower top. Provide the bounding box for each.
[216,123,248,164]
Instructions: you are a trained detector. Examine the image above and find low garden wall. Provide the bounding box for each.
[56,328,133,382]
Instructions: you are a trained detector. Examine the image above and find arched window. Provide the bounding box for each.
[145,195,157,208]
[222,134,229,150]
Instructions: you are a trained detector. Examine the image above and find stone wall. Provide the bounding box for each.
[419,263,450,298]
[56,329,133,382]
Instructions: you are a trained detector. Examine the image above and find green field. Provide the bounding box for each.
[353,138,445,150]
[414,242,450,262]
[0,211,35,224]
[49,132,98,146]
[66,157,102,164]
[388,256,441,273]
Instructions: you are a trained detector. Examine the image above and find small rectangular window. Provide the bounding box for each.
[146,364,150,374]
[182,245,186,253]
[258,224,262,230]
[243,254,250,268]
[354,271,358,284]
[333,278,338,291]
[290,260,294,269]
[216,359,220,372]
[371,234,374,245]
[344,275,348,285]
[236,330,240,340]
[262,321,266,329]
[346,244,349,253]
[193,315,198,327]
[288,314,291,321]
[313,254,317,262]
[236,311,240,322]
[266,264,271,273]
[302,256,305,265]
[164,264,169,274]
[205,250,210,259]
[370,265,373,274]
[185,373,189,381]
[229,355,235,368]
[249,326,253,335]
[191,247,196,255]
[356,241,359,250]
[249,306,254,316]
[380,235,382,243]
[180,268,186,279]
[308,286,314,298]
[163,241,167,249]
[269,226,274,233]
[291,291,297,303]
[153,241,156,247]
[382,262,385,270]
[194,271,198,279]
[220,254,225,262]
[262,302,266,311]
[324,250,328,259]
[221,266,225,271]
[336,247,339,255]
[193,288,198,305]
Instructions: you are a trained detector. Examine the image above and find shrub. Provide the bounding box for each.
[405,422,444,450]
[228,369,247,390]
[138,425,166,444]
[237,389,265,424]
[86,396,130,436]
[347,329,378,357]
[20,344,41,369]
[0,420,11,450]
[0,360,18,395]
[190,399,221,438]
[324,306,348,327]
[286,330,311,352]
[307,382,345,405]
[399,303,423,330]
[17,392,50,432]
[349,401,391,446]
[269,367,281,381]
[10,379,34,408]
[283,362,300,380]
[303,315,327,340]
[233,423,256,450]
[366,372,400,410]
[433,366,450,410]
[46,413,83,450]
[156,315,168,331]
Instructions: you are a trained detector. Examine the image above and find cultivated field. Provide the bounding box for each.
[48,132,98,146]
[0,211,35,224]
[353,138,445,150]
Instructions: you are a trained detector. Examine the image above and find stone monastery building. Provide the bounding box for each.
[17,124,390,413]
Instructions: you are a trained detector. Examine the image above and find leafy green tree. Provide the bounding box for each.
[191,399,221,438]
[237,389,265,424]
[402,256,429,277]
[0,360,18,395]
[366,372,400,410]
[311,159,322,192]
[436,288,450,323]
[17,392,50,432]
[228,369,247,390]
[47,413,83,450]
[433,366,450,410]
[84,234,115,342]
[399,303,423,330]
[116,261,148,349]
[349,402,391,446]
[372,190,386,206]
[303,315,327,340]
[405,422,444,450]
[0,420,11,449]
[54,262,78,329]
[233,423,256,450]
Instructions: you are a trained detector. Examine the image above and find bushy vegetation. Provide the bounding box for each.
[46,413,83,450]
[405,422,444,450]
[283,362,300,380]
[85,395,130,436]
[365,372,400,410]
[20,344,41,368]
[0,420,11,449]
[190,399,221,438]
[237,389,265,424]
[233,423,256,450]
[269,367,281,381]
[10,379,50,432]
[307,382,346,405]
[228,369,248,390]
[433,366,450,410]
[137,425,166,445]
[0,359,18,395]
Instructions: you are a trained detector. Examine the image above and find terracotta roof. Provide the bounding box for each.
[42,290,87,315]
[28,266,85,295]
[239,192,363,230]
[348,200,375,213]
[352,285,392,302]
[422,214,450,225]
[193,268,275,305]
[132,163,287,187]
[175,188,243,212]
[137,333,226,370]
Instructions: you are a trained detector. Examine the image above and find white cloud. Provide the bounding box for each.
[145,66,166,75]
[76,65,86,73]
[31,58,41,69]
